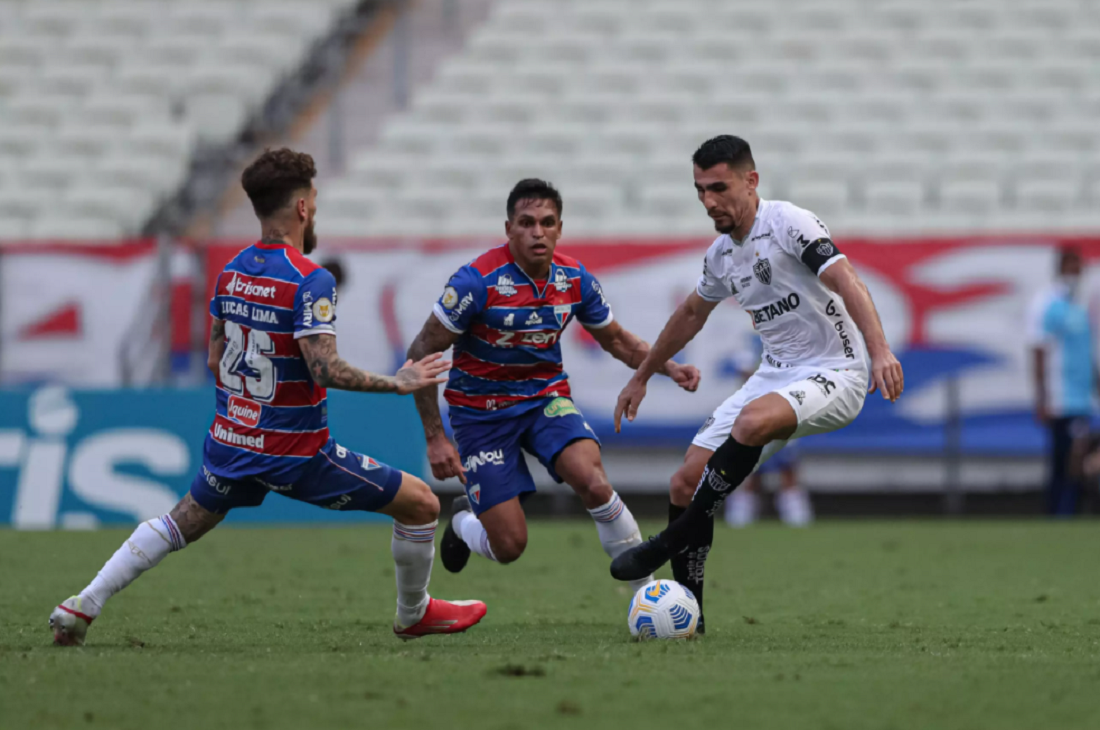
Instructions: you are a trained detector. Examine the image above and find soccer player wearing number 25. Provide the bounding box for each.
[406,179,701,592]
[611,137,905,630]
[50,149,486,646]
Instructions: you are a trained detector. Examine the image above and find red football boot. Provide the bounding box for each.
[393,598,487,640]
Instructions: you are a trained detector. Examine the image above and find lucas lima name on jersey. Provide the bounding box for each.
[696,199,868,373]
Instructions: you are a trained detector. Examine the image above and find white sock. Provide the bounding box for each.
[78,515,186,617]
[453,510,497,561]
[391,520,436,627]
[588,492,651,592]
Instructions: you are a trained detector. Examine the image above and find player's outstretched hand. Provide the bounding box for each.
[614,376,648,433]
[669,363,701,392]
[427,434,466,484]
[869,350,904,402]
[395,353,451,395]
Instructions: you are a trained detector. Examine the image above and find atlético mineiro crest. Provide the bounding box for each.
[554,304,571,327]
[753,258,772,285]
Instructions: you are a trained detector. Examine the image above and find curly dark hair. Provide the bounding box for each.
[241,148,317,219]
[692,135,755,172]
[506,178,563,219]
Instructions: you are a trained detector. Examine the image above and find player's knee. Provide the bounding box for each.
[731,409,777,446]
[669,468,698,506]
[573,474,613,506]
[490,532,527,564]
[394,479,440,526]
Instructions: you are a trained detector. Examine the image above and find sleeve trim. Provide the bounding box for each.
[432,303,466,334]
[294,326,335,340]
[816,254,846,277]
[695,284,727,303]
[581,312,614,330]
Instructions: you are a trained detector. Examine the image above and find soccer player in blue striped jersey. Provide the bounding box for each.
[406,179,701,591]
[50,149,486,645]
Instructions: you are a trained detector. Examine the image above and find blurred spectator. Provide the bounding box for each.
[320,259,346,290]
[725,442,812,527]
[1028,246,1097,516]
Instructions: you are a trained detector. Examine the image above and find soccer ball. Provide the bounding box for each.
[627,579,700,640]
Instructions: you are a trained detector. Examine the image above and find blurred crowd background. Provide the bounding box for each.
[3,0,1100,528]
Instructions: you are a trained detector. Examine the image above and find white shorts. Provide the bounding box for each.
[692,364,868,464]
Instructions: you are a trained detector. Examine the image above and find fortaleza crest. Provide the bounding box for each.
[496,274,517,297]
[544,397,579,418]
[753,258,773,285]
[553,304,571,326]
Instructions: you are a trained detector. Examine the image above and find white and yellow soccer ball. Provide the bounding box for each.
[627,579,700,640]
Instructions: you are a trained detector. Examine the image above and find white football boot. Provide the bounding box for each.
[50,596,95,646]
[776,488,814,527]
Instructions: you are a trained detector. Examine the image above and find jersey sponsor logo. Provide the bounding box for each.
[503,313,515,327]
[554,304,572,326]
[225,273,277,300]
[256,477,292,492]
[202,465,232,495]
[789,390,806,406]
[753,258,773,285]
[302,290,314,327]
[450,292,474,322]
[721,248,734,255]
[553,269,571,292]
[591,280,609,307]
[525,311,543,326]
[464,449,505,473]
[751,293,801,325]
[825,299,857,359]
[442,286,459,309]
[213,422,265,450]
[697,416,715,435]
[326,494,352,510]
[495,329,559,347]
[809,374,836,396]
[740,275,753,290]
[750,232,773,242]
[227,396,261,427]
[765,353,794,368]
[496,274,517,297]
[544,397,579,418]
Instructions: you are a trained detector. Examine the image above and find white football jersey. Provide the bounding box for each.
[696,199,868,373]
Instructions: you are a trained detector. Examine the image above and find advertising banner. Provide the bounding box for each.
[0,385,423,528]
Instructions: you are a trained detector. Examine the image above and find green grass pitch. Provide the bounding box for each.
[2,521,1099,730]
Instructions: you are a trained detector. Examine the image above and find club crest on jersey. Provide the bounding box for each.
[553,269,571,292]
[468,483,481,504]
[816,241,835,257]
[227,395,261,427]
[553,304,571,326]
[525,311,543,326]
[496,274,517,297]
[753,258,773,285]
[361,455,381,470]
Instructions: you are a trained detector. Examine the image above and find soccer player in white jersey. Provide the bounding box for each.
[609,136,904,629]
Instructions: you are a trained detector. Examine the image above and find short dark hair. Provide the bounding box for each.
[1058,245,1082,270]
[692,135,755,171]
[506,178,563,219]
[241,147,317,219]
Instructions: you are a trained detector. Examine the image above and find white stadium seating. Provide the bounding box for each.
[315,0,1100,237]
[0,0,356,239]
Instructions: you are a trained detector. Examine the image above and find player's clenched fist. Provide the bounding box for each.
[395,353,451,395]
[669,363,702,392]
[426,434,466,484]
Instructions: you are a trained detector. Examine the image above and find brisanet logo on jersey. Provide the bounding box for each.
[0,386,186,530]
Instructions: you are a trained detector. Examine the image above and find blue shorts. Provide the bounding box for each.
[452,397,598,516]
[190,438,404,514]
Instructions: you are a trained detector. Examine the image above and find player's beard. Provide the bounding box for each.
[302,217,317,255]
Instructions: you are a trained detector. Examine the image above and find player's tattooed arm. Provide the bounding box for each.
[820,257,904,402]
[406,316,461,440]
[299,333,450,395]
[207,318,226,375]
[407,315,467,483]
